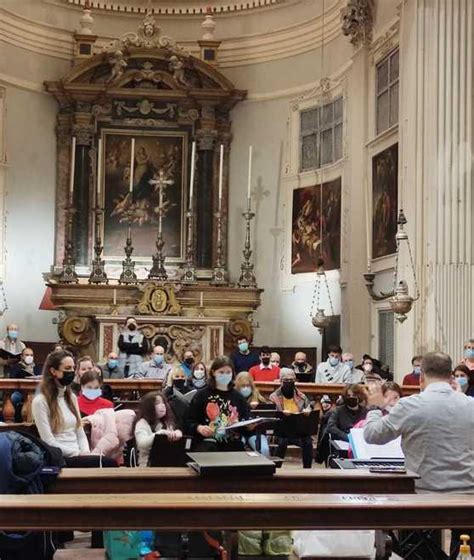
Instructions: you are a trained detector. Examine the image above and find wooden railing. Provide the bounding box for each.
[0,378,420,423]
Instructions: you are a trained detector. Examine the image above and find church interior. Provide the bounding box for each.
[0,0,473,559]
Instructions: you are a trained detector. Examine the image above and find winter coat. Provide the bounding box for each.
[86,408,135,464]
[0,432,44,494]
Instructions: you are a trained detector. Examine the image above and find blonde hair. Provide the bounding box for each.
[166,366,186,387]
[40,351,81,433]
[234,371,268,404]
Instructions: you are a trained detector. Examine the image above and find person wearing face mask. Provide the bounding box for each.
[189,361,208,390]
[117,316,148,378]
[249,346,280,382]
[136,345,172,381]
[342,352,363,383]
[326,384,368,442]
[101,351,123,379]
[77,371,114,417]
[402,355,423,386]
[269,368,314,468]
[291,351,314,382]
[315,345,351,384]
[9,347,42,422]
[163,368,192,429]
[230,335,260,374]
[0,323,26,378]
[461,338,474,371]
[179,350,196,379]
[186,356,252,452]
[32,350,98,465]
[452,364,474,397]
[134,391,182,467]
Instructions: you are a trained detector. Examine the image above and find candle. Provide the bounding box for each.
[96,138,102,198]
[365,178,371,270]
[113,289,117,306]
[69,136,76,195]
[129,138,135,193]
[247,145,253,201]
[199,291,203,308]
[218,144,224,208]
[189,141,196,208]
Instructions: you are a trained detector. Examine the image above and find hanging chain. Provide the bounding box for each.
[406,237,420,298]
[323,271,335,315]
[310,275,321,317]
[392,236,401,293]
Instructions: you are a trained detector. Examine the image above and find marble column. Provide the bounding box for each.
[398,0,474,363]
[196,128,217,269]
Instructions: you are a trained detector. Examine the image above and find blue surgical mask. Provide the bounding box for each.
[346,360,354,370]
[238,342,249,353]
[457,376,468,387]
[154,354,164,366]
[215,372,232,390]
[413,366,421,375]
[239,386,252,398]
[464,349,474,360]
[8,331,18,340]
[328,356,339,367]
[83,388,102,401]
[193,377,206,389]
[108,359,118,370]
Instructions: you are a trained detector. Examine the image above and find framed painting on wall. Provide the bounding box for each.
[372,143,398,259]
[101,130,187,262]
[291,177,341,274]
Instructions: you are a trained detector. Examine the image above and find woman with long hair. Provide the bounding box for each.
[134,391,182,467]
[188,361,208,390]
[186,356,253,452]
[234,371,269,409]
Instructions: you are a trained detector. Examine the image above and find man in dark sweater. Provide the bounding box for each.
[230,335,260,374]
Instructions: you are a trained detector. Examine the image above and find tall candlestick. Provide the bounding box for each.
[96,138,102,198]
[199,291,203,308]
[189,141,196,208]
[247,145,253,201]
[129,138,135,193]
[113,288,117,306]
[365,178,371,270]
[69,136,76,196]
[218,143,224,209]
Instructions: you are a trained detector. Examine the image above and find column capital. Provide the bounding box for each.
[196,128,218,151]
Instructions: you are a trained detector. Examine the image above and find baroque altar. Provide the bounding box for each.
[44,8,262,362]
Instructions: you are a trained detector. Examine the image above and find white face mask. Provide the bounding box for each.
[23,356,34,365]
[193,369,205,380]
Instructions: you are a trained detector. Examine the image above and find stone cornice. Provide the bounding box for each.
[0,1,343,67]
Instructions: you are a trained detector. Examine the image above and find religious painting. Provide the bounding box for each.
[291,177,341,273]
[102,131,186,260]
[372,143,398,259]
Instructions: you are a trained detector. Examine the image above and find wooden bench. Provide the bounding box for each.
[0,493,472,531]
[49,467,418,495]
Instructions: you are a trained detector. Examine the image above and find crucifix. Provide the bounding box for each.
[148,169,174,280]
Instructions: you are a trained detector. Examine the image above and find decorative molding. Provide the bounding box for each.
[0,2,344,68]
[369,18,400,65]
[341,0,374,48]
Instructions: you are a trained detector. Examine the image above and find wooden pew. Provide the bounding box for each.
[49,467,418,495]
[0,493,472,531]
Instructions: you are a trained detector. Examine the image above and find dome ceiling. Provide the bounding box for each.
[61,0,292,15]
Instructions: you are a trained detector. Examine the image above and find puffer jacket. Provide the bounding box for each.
[0,432,44,494]
[86,408,135,464]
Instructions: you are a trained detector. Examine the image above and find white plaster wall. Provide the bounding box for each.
[2,86,59,342]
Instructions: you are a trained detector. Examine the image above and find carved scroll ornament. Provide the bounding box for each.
[60,316,95,347]
[137,283,182,315]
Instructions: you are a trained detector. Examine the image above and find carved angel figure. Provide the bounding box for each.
[169,55,188,88]
[107,50,127,84]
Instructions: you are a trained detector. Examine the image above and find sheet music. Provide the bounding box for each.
[349,428,404,459]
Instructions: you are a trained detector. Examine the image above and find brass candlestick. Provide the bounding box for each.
[211,209,228,285]
[181,208,197,283]
[88,206,108,284]
[238,203,257,288]
[148,170,173,281]
[59,204,79,284]
[119,223,138,284]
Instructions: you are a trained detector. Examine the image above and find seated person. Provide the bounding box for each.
[163,368,192,429]
[186,356,253,452]
[178,349,196,379]
[383,381,403,411]
[269,368,313,468]
[71,355,94,394]
[315,345,350,384]
[101,351,122,379]
[10,347,42,422]
[134,391,182,467]
[291,351,314,381]
[315,394,335,464]
[326,384,368,442]
[342,352,363,383]
[453,363,474,396]
[249,346,280,382]
[188,361,208,390]
[135,345,172,381]
[77,370,114,417]
[270,352,281,368]
[461,338,474,371]
[230,335,260,374]
[402,355,423,386]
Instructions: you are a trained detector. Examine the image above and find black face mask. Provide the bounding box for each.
[184,357,194,366]
[173,378,186,390]
[58,371,75,387]
[344,396,359,408]
[261,357,271,366]
[296,363,306,372]
[281,381,295,398]
[127,324,137,331]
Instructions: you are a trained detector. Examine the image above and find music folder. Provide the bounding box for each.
[187,451,276,477]
[273,409,320,438]
[0,348,22,361]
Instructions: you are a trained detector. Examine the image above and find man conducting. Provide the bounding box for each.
[364,352,474,557]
